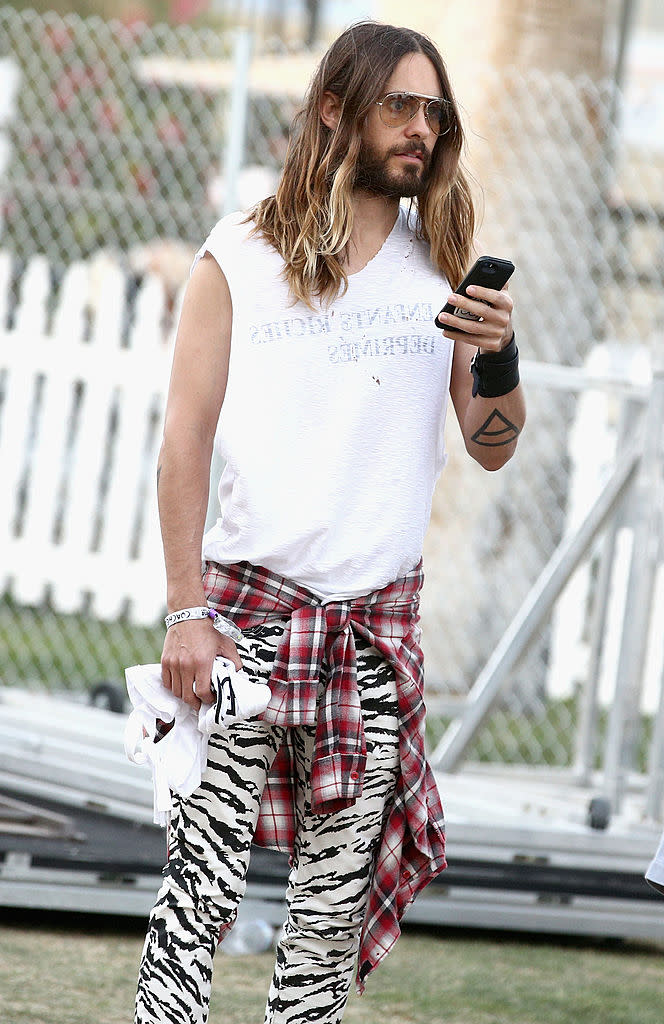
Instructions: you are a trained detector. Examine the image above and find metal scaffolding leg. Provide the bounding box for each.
[646,619,664,821]
[573,398,635,784]
[602,365,664,813]
[646,350,664,821]
[430,442,641,773]
[572,516,620,784]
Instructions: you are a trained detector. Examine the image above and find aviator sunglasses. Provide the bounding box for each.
[374,91,456,137]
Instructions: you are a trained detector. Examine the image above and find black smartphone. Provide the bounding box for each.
[434,255,515,332]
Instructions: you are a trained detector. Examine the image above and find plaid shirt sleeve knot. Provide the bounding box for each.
[203,559,447,994]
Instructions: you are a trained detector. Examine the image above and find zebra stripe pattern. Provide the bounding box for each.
[135,624,400,1024]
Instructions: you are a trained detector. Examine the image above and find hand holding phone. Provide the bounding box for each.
[435,256,515,334]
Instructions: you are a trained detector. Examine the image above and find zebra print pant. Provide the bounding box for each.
[134,624,400,1024]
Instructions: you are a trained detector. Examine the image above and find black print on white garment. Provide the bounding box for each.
[248,301,437,346]
[213,672,237,724]
[327,334,437,363]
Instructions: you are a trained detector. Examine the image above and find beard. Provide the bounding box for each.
[354,138,432,198]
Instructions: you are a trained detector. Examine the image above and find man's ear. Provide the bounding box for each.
[320,91,342,130]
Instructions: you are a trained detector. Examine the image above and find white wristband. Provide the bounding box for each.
[164,606,217,629]
[164,605,243,643]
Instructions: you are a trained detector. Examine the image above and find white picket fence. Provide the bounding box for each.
[0,252,175,625]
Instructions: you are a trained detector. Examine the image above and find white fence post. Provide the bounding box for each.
[0,253,170,626]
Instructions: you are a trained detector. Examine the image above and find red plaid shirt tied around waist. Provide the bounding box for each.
[203,559,447,992]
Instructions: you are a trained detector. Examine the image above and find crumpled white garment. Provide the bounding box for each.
[124,657,271,825]
[646,830,664,895]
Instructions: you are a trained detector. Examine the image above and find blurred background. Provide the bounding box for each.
[0,0,663,823]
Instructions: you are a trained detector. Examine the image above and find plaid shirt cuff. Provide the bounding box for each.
[310,751,366,813]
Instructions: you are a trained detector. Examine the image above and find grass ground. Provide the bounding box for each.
[1,912,663,1024]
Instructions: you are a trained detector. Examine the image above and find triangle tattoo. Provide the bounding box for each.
[471,409,521,447]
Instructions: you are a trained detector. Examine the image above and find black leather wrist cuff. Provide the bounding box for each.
[470,333,520,398]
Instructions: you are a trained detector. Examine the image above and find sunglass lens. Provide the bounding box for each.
[379,94,455,135]
[426,101,453,136]
[383,93,418,126]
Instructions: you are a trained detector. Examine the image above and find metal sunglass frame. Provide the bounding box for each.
[374,91,455,137]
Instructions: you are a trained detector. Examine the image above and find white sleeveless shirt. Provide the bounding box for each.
[193,205,454,600]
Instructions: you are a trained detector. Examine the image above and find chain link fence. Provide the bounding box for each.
[1,6,663,782]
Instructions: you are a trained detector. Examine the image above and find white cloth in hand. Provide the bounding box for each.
[646,830,664,895]
[124,658,270,825]
[199,657,272,734]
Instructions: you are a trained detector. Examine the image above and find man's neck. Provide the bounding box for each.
[345,191,400,276]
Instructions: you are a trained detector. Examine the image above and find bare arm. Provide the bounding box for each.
[158,253,240,707]
[439,282,526,471]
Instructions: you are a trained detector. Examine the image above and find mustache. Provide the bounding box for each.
[387,142,430,167]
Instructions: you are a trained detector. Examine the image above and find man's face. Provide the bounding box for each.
[355,53,442,198]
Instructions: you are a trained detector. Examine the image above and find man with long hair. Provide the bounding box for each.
[135,20,525,1024]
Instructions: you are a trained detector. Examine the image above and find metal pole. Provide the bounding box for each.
[643,348,664,821]
[573,397,635,784]
[430,442,641,773]
[305,0,322,48]
[206,27,253,529]
[222,27,253,216]
[602,364,664,812]
[610,0,639,131]
[645,604,664,821]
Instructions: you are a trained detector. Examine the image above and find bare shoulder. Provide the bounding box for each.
[185,252,232,317]
[172,253,233,366]
[165,253,233,435]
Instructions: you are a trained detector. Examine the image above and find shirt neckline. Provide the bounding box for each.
[346,205,407,280]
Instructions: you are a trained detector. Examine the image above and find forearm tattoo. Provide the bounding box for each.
[471,409,522,447]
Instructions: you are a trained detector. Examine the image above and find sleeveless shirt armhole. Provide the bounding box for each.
[190,235,227,280]
[190,213,248,282]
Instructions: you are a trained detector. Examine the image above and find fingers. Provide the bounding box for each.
[191,666,212,706]
[161,622,215,709]
[466,282,512,305]
[217,635,243,672]
[437,286,513,349]
[192,636,242,704]
[162,644,202,710]
[160,621,244,709]
[442,289,512,321]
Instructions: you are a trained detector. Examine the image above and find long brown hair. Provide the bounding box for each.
[250,21,475,307]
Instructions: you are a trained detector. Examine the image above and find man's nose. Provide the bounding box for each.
[404,102,431,138]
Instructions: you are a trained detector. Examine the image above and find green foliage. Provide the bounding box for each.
[0,594,162,692]
[426,695,655,773]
